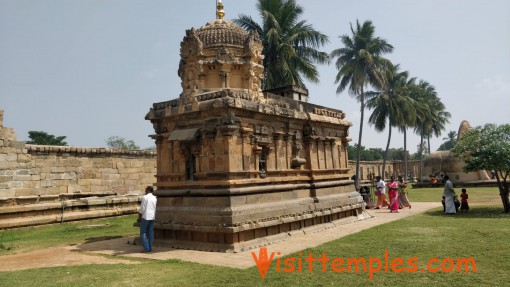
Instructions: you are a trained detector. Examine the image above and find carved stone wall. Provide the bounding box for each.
[147,88,364,252]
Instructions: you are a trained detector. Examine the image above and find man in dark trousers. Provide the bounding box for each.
[139,186,157,252]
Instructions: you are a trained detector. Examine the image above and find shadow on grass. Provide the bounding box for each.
[0,242,13,251]
[425,206,510,219]
[83,236,123,244]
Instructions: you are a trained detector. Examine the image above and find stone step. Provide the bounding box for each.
[0,195,142,229]
[0,205,139,229]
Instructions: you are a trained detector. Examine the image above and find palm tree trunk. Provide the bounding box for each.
[427,135,431,154]
[419,132,424,182]
[355,88,365,191]
[403,126,408,182]
[382,124,392,179]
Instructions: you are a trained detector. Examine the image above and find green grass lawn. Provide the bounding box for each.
[1,204,509,286]
[408,185,501,204]
[0,215,139,254]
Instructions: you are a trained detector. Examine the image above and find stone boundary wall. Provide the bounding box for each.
[1,143,157,200]
[0,110,157,200]
[348,160,420,181]
[0,109,157,228]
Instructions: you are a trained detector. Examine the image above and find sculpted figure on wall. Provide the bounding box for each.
[244,30,263,58]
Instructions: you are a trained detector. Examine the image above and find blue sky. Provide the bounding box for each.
[1,0,509,152]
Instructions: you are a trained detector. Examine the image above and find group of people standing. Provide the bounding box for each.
[442,175,470,214]
[372,174,470,215]
[375,175,412,213]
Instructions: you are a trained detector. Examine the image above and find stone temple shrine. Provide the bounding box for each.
[145,1,364,252]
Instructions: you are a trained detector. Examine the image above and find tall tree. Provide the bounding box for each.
[411,80,435,181]
[452,124,510,212]
[105,136,140,150]
[411,80,450,181]
[428,99,451,153]
[366,64,415,178]
[398,76,419,181]
[234,0,329,89]
[27,131,67,146]
[438,130,457,151]
[331,20,393,188]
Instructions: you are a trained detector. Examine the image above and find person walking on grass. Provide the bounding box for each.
[387,176,399,213]
[139,186,157,252]
[375,176,389,209]
[397,176,411,209]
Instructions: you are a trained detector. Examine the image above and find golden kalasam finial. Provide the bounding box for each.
[216,0,225,20]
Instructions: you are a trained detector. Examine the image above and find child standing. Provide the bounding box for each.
[460,188,470,213]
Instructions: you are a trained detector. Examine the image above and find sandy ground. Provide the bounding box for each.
[0,246,139,272]
[0,202,442,271]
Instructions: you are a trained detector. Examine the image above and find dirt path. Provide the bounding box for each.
[0,246,139,272]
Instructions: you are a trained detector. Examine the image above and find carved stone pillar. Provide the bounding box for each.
[324,140,332,169]
[331,140,339,169]
[273,131,285,170]
[240,127,253,171]
[219,71,230,89]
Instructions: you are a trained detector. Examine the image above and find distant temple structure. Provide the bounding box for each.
[145,1,364,252]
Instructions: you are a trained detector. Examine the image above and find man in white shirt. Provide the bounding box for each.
[375,176,389,209]
[139,186,157,252]
[443,175,456,214]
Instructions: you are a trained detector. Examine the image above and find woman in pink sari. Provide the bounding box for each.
[387,176,399,212]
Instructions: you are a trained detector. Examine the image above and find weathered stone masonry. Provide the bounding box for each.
[145,12,366,253]
[0,109,157,228]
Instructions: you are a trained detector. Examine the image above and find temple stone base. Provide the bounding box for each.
[152,180,363,252]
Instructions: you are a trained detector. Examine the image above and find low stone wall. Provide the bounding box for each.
[0,194,142,229]
[0,111,157,199]
[0,109,157,228]
[0,144,156,199]
[349,160,420,180]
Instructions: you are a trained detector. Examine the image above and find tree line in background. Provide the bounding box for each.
[347,145,414,162]
[25,132,153,150]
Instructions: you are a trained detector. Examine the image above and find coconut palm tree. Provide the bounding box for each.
[438,130,457,151]
[234,0,329,89]
[330,20,393,188]
[412,80,450,181]
[428,105,451,153]
[398,76,419,181]
[366,64,416,178]
[413,80,435,181]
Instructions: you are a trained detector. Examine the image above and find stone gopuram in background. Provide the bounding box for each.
[145,4,364,252]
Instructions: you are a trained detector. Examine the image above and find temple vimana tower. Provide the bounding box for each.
[145,1,363,252]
